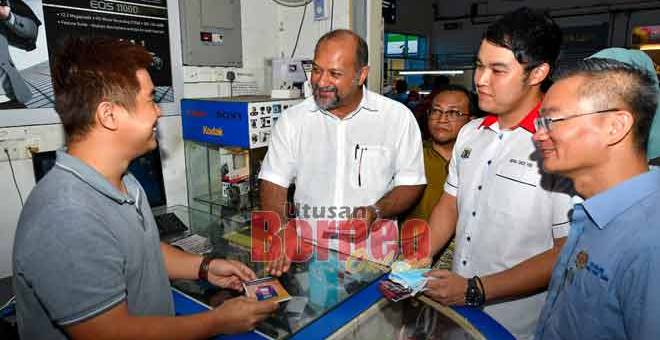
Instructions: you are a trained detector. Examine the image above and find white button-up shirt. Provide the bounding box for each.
[444,103,574,340]
[259,87,425,257]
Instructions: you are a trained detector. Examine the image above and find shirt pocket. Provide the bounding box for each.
[564,261,611,327]
[487,159,541,213]
[350,145,394,192]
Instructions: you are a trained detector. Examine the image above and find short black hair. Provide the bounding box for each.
[484,7,562,91]
[433,84,481,117]
[52,36,152,143]
[560,58,659,153]
[395,79,408,93]
[315,29,368,70]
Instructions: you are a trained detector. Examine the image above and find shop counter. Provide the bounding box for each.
[161,205,513,339]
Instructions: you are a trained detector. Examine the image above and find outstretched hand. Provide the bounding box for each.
[423,269,468,306]
[207,259,257,291]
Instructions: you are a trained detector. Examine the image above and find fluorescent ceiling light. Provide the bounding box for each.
[398,70,464,75]
[640,44,660,51]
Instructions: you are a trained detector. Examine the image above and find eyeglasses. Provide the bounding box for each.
[427,108,467,121]
[534,108,621,132]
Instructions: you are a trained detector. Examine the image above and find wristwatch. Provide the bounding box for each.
[465,276,485,307]
[198,256,213,281]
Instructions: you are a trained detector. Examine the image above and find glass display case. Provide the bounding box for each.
[184,141,266,218]
[166,205,390,339]
[176,97,512,339]
[181,96,303,219]
[166,205,513,340]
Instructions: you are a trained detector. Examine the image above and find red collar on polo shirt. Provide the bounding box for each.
[479,100,542,133]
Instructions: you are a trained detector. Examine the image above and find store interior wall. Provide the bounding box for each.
[2,0,659,279]
[0,0,351,279]
[385,0,434,60]
[431,1,660,70]
[382,1,660,94]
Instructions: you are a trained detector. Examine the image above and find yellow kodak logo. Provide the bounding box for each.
[202,126,223,136]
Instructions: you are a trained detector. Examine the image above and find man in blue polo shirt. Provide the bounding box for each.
[533,56,660,339]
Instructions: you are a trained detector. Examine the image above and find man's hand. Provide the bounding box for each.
[266,248,291,277]
[207,259,257,291]
[265,229,291,277]
[348,206,377,242]
[211,296,278,334]
[65,297,277,339]
[0,5,10,21]
[408,257,432,269]
[423,269,468,306]
[352,205,377,225]
[259,180,292,277]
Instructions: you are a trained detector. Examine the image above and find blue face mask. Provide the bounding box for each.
[388,261,431,295]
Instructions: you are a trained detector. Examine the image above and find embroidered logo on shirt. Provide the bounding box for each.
[576,250,588,269]
[574,251,610,282]
[586,261,610,282]
[461,147,472,159]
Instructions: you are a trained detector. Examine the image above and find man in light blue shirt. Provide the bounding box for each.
[532,56,660,339]
[586,47,660,163]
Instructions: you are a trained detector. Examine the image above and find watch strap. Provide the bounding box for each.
[198,256,213,281]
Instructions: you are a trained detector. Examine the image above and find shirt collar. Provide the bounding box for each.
[582,169,660,229]
[54,149,138,205]
[309,86,378,118]
[479,100,541,133]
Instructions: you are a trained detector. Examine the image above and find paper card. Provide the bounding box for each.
[243,277,292,303]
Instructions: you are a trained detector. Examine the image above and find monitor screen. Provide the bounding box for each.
[32,150,57,183]
[386,33,419,56]
[128,148,167,208]
[32,148,167,208]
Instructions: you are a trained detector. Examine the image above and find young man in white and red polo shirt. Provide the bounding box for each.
[423,7,575,339]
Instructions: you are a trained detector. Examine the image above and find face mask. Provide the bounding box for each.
[387,261,431,295]
[389,269,431,295]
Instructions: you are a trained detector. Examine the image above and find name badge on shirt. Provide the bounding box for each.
[460,147,472,159]
[576,250,588,269]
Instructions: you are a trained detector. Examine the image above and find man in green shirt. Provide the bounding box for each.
[405,84,476,268]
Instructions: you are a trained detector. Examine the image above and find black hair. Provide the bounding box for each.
[395,79,408,93]
[560,58,658,153]
[484,7,562,91]
[434,84,481,117]
[52,36,152,143]
[315,29,368,70]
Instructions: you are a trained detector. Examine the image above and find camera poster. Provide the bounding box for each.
[0,0,173,110]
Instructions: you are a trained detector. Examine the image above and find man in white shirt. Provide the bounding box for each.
[423,8,574,339]
[259,29,426,275]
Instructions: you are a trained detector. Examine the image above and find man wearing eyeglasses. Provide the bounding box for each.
[404,85,476,269]
[533,57,660,339]
[422,8,574,339]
